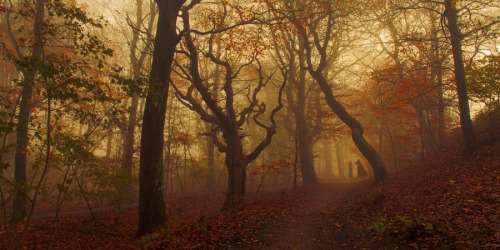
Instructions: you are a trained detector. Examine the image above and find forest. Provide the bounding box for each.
[0,0,499,248]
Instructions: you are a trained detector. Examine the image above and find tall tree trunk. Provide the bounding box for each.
[334,140,344,178]
[312,70,388,183]
[298,127,318,185]
[204,126,216,191]
[204,49,220,192]
[430,9,447,150]
[299,19,388,183]
[106,131,114,159]
[297,51,318,185]
[137,0,185,236]
[121,0,156,199]
[221,134,246,211]
[444,0,476,154]
[11,0,45,222]
[324,142,333,178]
[437,68,446,148]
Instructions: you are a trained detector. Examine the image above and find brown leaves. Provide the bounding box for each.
[333,141,500,249]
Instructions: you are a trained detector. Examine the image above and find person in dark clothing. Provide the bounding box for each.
[356,159,367,176]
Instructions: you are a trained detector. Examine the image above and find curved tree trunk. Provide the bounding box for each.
[137,0,185,236]
[311,71,388,183]
[11,0,45,222]
[297,13,388,183]
[444,0,476,154]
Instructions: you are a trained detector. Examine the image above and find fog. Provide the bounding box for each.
[0,0,498,243]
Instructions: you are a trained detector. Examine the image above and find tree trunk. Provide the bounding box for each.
[11,0,45,222]
[334,140,344,178]
[444,0,476,154]
[312,71,388,183]
[323,142,333,178]
[437,65,446,149]
[137,0,184,236]
[298,129,318,185]
[204,127,216,192]
[106,131,114,159]
[120,93,138,198]
[221,136,246,211]
[121,0,156,195]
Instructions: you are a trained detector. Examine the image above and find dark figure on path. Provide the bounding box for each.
[348,161,353,178]
[356,160,367,177]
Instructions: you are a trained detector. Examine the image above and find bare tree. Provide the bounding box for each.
[443,0,476,154]
[295,0,389,183]
[171,8,286,210]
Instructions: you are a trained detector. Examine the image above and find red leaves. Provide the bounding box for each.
[5,142,498,248]
[251,160,292,175]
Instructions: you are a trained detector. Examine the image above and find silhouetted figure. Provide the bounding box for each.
[348,161,353,178]
[356,159,367,177]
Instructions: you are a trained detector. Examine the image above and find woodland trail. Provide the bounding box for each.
[254,180,368,249]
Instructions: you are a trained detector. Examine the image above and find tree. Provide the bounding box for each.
[294,0,389,183]
[10,0,45,222]
[137,0,189,236]
[119,0,156,201]
[270,0,389,182]
[443,0,476,154]
[273,23,320,185]
[171,4,286,210]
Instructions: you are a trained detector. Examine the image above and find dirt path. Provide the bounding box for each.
[255,180,367,249]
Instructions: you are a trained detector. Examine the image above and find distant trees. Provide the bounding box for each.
[1,0,119,224]
[118,0,157,201]
[366,0,499,160]
[270,12,321,185]
[268,0,389,183]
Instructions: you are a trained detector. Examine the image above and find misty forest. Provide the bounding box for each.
[0,0,499,248]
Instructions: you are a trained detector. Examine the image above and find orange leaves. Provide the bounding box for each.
[251,160,292,175]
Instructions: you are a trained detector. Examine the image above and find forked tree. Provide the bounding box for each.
[171,8,287,211]
[287,0,389,183]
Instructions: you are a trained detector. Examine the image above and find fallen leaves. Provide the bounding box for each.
[1,141,498,249]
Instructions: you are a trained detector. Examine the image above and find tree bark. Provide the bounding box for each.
[122,0,156,189]
[297,11,388,183]
[297,126,318,185]
[221,134,246,211]
[323,142,333,178]
[444,0,476,154]
[11,0,45,222]
[310,70,388,183]
[137,0,185,236]
[204,125,216,192]
[334,140,345,178]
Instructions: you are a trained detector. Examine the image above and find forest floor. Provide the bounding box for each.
[1,141,499,249]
